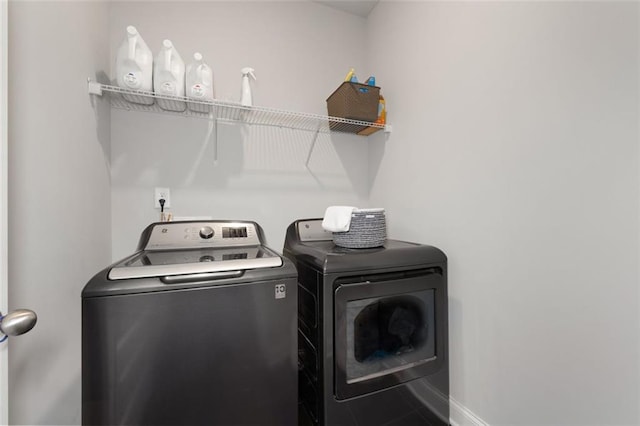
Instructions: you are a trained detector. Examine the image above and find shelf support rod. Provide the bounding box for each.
[210,109,218,164]
[305,127,321,168]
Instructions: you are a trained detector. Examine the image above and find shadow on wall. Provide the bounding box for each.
[89,70,112,170]
[447,297,465,412]
[10,330,81,425]
[329,128,383,198]
[370,132,386,184]
[349,127,386,188]
[106,106,377,197]
[38,373,81,425]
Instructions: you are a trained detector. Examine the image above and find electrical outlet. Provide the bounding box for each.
[154,187,171,209]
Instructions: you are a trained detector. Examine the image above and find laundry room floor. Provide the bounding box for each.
[298,403,446,426]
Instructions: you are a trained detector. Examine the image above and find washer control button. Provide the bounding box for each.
[199,226,214,239]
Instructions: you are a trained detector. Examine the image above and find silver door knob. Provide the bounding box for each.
[0,309,37,337]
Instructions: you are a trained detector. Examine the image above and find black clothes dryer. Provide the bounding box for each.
[82,220,297,426]
[284,219,449,426]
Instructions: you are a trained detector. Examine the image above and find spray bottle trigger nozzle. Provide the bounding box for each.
[241,67,256,81]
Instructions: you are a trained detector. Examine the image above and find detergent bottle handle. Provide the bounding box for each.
[194,52,204,80]
[162,40,173,70]
[127,33,136,60]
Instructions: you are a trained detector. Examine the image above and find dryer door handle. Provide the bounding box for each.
[160,270,244,284]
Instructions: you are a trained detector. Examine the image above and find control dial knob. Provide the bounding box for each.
[199,226,214,239]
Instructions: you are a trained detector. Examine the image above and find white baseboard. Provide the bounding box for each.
[450,397,489,426]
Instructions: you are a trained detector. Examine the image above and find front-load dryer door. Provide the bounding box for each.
[333,268,447,400]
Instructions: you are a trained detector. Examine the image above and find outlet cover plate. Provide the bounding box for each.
[154,187,171,209]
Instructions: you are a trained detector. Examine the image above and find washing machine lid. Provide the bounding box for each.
[108,245,283,280]
[108,220,283,280]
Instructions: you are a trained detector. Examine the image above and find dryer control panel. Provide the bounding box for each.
[296,219,333,242]
[142,221,262,250]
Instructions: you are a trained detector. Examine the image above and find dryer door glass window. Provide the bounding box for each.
[346,290,435,383]
[333,269,447,400]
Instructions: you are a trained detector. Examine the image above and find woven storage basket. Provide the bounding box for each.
[326,82,380,133]
[332,208,386,249]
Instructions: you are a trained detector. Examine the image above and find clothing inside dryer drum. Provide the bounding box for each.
[345,290,436,382]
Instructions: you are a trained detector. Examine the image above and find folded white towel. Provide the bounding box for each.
[322,206,356,232]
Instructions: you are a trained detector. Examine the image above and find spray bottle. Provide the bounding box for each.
[240,67,256,106]
[376,95,386,125]
[344,68,359,83]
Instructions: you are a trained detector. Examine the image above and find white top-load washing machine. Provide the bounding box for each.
[82,220,297,426]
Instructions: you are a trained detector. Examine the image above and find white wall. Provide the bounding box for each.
[367,2,639,425]
[109,1,378,258]
[6,2,640,425]
[8,2,111,424]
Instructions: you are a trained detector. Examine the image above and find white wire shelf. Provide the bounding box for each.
[88,81,389,136]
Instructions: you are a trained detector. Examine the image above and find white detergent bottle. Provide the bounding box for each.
[240,67,256,107]
[186,52,214,113]
[154,39,186,112]
[115,25,153,105]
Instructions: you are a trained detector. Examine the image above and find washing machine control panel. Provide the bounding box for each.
[144,221,261,250]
